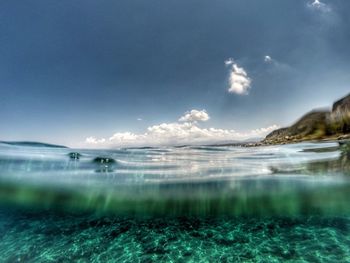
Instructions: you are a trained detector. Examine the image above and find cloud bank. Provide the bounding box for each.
[225,59,252,95]
[85,110,278,147]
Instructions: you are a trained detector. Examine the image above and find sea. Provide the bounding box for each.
[0,141,349,262]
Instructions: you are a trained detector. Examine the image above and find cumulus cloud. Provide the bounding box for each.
[225,59,252,95]
[85,110,279,147]
[308,0,331,12]
[178,109,210,122]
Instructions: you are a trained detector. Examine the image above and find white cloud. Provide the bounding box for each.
[109,132,143,143]
[137,118,142,121]
[224,58,234,66]
[263,55,292,73]
[85,137,106,144]
[178,109,210,122]
[85,110,279,147]
[264,55,273,63]
[227,61,252,95]
[308,0,331,12]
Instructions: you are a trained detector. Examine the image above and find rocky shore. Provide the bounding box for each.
[247,93,350,146]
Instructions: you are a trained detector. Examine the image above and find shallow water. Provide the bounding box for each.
[0,142,350,262]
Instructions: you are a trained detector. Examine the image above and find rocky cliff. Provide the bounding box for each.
[329,93,350,133]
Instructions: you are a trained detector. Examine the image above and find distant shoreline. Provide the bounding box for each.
[0,141,68,148]
[241,135,350,147]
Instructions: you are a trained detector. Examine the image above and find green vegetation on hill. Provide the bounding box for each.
[263,93,350,145]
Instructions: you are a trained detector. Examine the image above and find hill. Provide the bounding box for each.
[263,93,350,145]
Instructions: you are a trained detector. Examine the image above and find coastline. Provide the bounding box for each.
[244,134,350,147]
[244,93,350,147]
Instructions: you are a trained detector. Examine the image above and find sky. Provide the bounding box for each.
[0,0,350,147]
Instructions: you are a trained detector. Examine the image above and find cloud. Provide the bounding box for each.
[306,0,339,30]
[263,54,292,73]
[109,132,142,142]
[85,137,106,144]
[178,109,210,122]
[225,59,252,95]
[85,110,279,147]
[307,0,331,12]
[264,55,273,63]
[137,118,142,121]
[224,58,234,66]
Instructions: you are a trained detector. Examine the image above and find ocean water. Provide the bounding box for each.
[0,142,350,262]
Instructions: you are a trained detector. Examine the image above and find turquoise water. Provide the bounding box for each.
[0,142,350,262]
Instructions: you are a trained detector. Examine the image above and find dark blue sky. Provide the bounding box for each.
[1,0,349,147]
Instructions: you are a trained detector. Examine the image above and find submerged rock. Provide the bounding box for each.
[271,141,350,175]
[68,152,82,160]
[93,157,116,164]
[93,157,116,173]
[339,140,350,156]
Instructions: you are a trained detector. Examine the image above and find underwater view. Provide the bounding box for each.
[1,141,350,262]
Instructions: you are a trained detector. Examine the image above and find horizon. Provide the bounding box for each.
[1,0,350,148]
[1,91,345,149]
